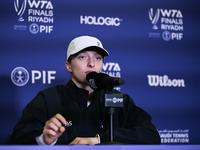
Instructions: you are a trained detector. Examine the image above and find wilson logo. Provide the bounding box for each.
[147,75,185,87]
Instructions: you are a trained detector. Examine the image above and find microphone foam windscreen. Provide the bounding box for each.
[86,71,109,90]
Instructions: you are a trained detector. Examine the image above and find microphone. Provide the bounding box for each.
[86,71,124,90]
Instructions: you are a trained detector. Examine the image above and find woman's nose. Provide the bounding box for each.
[87,58,95,68]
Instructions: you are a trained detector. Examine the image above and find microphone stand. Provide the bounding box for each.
[108,107,115,142]
[103,86,124,144]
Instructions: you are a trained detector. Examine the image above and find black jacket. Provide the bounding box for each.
[10,80,160,144]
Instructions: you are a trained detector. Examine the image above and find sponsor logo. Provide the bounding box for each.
[148,8,160,30]
[88,79,97,89]
[147,75,185,87]
[148,8,183,41]
[106,97,123,103]
[11,67,29,86]
[80,16,122,26]
[11,67,56,86]
[29,23,39,34]
[14,0,27,22]
[103,62,121,91]
[162,31,171,41]
[103,62,121,77]
[14,0,54,34]
[158,129,189,144]
[65,121,72,127]
[105,93,123,107]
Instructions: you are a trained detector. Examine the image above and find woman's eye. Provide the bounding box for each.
[96,56,102,60]
[79,56,85,59]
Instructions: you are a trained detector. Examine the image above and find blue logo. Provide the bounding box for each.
[29,23,39,34]
[162,31,171,41]
[11,67,29,86]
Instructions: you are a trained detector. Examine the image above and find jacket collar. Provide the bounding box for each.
[65,80,89,105]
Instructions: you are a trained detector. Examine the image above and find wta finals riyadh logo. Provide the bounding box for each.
[148,8,160,30]
[14,0,27,22]
[11,67,29,86]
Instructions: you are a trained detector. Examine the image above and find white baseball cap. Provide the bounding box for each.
[67,35,109,61]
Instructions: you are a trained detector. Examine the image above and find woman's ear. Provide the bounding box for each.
[65,61,72,73]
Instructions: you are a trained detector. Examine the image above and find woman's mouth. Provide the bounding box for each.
[85,70,94,74]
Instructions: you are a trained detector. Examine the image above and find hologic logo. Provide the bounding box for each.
[11,67,29,86]
[147,75,185,87]
[80,16,122,26]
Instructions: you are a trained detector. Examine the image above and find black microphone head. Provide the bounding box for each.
[114,78,124,86]
[86,71,109,90]
[102,76,124,87]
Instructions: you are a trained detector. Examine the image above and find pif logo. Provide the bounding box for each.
[11,67,56,86]
[29,23,53,34]
[11,67,29,86]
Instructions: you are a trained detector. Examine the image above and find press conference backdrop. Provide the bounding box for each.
[0,0,200,145]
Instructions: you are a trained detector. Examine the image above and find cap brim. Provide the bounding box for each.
[69,46,109,60]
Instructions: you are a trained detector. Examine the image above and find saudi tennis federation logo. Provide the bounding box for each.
[11,67,29,86]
